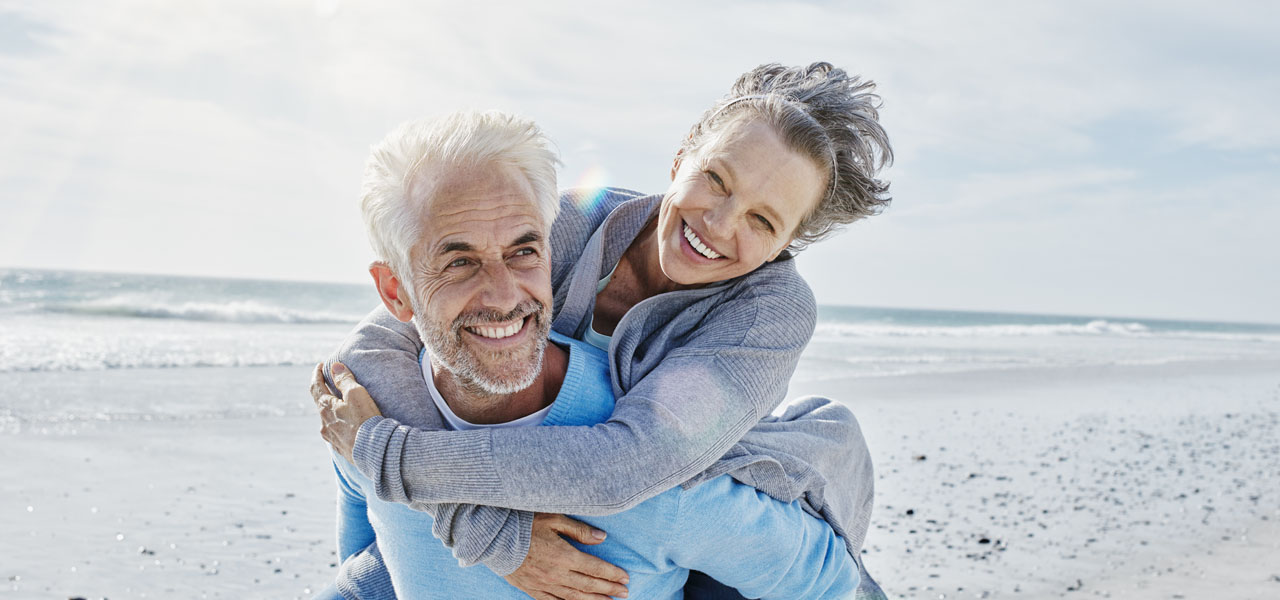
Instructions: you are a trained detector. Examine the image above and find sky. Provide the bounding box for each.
[1,0,1278,324]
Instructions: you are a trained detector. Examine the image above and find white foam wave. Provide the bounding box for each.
[44,297,362,324]
[0,352,321,373]
[814,319,1280,342]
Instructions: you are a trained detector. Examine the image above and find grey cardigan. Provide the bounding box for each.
[336,188,874,575]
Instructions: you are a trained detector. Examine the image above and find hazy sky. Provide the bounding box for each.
[2,0,1277,323]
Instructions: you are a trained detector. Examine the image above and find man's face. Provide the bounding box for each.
[406,162,553,395]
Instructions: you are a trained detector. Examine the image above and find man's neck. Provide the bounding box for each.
[432,341,569,425]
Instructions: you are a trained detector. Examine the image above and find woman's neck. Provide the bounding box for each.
[618,216,686,299]
[592,216,688,335]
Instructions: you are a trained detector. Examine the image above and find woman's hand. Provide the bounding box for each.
[504,513,629,600]
[310,362,383,463]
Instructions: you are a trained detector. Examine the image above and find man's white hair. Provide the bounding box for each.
[360,110,561,297]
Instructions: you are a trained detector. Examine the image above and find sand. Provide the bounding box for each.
[3,359,1279,598]
[2,367,336,599]
[793,359,1280,599]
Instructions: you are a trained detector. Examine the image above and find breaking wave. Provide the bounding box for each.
[43,297,362,324]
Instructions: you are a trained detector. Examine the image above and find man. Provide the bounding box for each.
[314,111,865,599]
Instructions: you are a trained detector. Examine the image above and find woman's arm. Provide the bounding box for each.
[697,395,877,558]
[322,307,628,597]
[323,307,533,573]
[348,276,820,514]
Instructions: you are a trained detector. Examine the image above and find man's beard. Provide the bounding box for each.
[413,299,550,396]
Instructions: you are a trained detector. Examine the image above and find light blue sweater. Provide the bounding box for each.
[334,332,856,599]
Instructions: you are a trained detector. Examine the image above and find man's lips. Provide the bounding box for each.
[466,317,526,339]
[461,313,535,345]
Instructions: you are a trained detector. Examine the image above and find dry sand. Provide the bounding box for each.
[3,359,1278,598]
[797,359,1280,599]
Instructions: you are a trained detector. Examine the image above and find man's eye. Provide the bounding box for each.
[513,248,535,257]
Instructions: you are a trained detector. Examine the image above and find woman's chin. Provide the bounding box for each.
[659,257,722,287]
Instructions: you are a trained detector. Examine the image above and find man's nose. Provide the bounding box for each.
[477,262,522,314]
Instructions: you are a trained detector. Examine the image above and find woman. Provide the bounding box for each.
[315,62,892,599]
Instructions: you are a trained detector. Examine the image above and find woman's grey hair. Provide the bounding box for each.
[681,62,893,252]
[360,110,561,299]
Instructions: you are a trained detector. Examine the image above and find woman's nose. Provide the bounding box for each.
[704,198,738,239]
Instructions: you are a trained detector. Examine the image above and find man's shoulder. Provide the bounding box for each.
[543,332,616,427]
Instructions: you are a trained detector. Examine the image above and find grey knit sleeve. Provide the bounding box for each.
[349,279,822,515]
[328,306,533,575]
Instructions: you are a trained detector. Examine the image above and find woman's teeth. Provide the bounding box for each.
[683,224,722,259]
[468,319,524,339]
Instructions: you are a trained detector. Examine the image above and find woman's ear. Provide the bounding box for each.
[670,148,685,181]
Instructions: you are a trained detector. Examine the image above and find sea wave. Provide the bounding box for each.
[43,297,363,324]
[815,319,1280,342]
[0,353,321,373]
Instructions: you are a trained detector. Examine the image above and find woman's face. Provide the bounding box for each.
[655,118,825,286]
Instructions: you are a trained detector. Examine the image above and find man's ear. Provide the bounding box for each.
[369,262,415,322]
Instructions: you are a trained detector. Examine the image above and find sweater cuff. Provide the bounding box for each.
[487,509,535,576]
[352,416,389,480]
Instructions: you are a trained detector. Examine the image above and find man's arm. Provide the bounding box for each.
[331,457,396,599]
[671,476,859,599]
[334,456,375,561]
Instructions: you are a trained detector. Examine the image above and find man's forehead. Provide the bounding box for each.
[412,163,546,250]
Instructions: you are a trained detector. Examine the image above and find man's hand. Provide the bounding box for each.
[504,513,629,600]
[310,362,383,463]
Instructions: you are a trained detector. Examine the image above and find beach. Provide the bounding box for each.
[793,359,1280,599]
[4,359,1278,598]
[3,269,1280,598]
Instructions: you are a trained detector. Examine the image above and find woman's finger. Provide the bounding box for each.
[331,362,365,398]
[310,364,335,407]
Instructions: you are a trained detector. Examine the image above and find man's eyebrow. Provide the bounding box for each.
[512,230,543,246]
[438,241,474,255]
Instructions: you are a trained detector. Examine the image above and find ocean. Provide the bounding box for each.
[4,267,1280,431]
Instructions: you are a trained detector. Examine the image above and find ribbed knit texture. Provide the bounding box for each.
[335,188,878,592]
[335,542,394,599]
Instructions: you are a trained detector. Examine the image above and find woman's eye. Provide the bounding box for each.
[706,170,726,191]
[754,214,775,233]
[448,258,470,268]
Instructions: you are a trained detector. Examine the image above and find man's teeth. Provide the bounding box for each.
[469,319,524,339]
[683,224,721,259]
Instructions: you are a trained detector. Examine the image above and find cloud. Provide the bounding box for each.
[1,0,1277,320]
